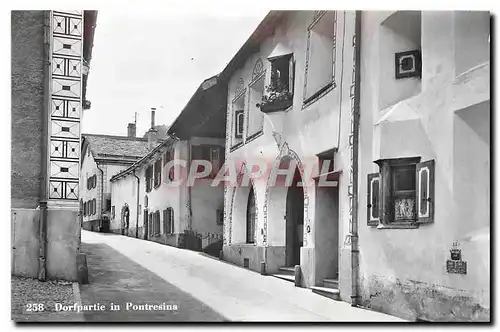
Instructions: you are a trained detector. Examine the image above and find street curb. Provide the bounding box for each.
[72,282,85,322]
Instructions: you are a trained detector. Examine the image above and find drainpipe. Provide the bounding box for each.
[96,163,104,231]
[132,170,140,238]
[38,10,51,281]
[350,10,362,307]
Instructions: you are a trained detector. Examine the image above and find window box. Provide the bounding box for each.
[259,95,293,114]
[258,52,295,114]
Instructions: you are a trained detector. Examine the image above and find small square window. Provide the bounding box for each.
[369,157,435,228]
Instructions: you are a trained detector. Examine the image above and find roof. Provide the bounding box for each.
[218,11,285,82]
[82,11,98,108]
[110,136,178,182]
[141,124,169,139]
[82,134,151,163]
[167,11,284,140]
[167,75,227,140]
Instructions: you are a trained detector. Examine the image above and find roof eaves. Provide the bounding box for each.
[110,137,178,182]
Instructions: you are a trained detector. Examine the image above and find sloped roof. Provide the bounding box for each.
[83,134,150,161]
[110,136,177,182]
[141,124,169,139]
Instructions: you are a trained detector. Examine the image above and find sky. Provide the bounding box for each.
[82,9,269,138]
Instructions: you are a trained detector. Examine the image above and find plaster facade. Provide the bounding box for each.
[11,10,96,281]
[110,137,224,250]
[222,11,357,299]
[79,135,147,232]
[357,11,490,321]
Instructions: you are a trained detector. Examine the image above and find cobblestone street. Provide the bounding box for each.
[77,230,405,322]
[11,277,83,322]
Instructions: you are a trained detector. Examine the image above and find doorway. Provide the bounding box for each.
[285,168,304,267]
[143,209,148,240]
[121,205,130,236]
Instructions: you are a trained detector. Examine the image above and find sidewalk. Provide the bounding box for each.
[80,231,406,322]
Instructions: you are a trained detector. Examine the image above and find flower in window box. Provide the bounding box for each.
[257,82,293,114]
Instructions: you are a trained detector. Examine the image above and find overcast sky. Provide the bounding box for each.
[82,9,268,137]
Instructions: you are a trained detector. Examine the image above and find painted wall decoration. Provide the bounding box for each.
[48,10,83,200]
[263,142,309,247]
[226,162,260,245]
[251,58,264,81]
[345,31,357,247]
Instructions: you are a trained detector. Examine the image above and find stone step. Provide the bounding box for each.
[278,266,295,275]
[271,274,295,283]
[311,286,341,301]
[323,278,339,289]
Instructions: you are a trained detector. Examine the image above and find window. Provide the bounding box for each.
[246,187,256,244]
[84,202,87,216]
[92,198,96,215]
[232,84,245,147]
[235,110,244,139]
[259,49,295,114]
[379,11,422,110]
[154,158,162,188]
[87,175,97,190]
[163,207,174,234]
[111,206,115,219]
[368,158,435,227]
[216,208,224,226]
[247,59,265,138]
[270,54,294,97]
[145,165,153,192]
[304,11,337,103]
[192,145,222,178]
[148,212,153,236]
[163,148,175,181]
[106,199,111,211]
[154,210,160,236]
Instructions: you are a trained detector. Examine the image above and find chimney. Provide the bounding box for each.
[127,123,136,137]
[147,108,158,150]
[150,108,156,129]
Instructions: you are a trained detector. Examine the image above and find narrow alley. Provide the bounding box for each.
[78,230,404,322]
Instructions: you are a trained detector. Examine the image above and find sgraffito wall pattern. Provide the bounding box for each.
[48,10,83,201]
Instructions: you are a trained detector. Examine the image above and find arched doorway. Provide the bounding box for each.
[265,153,307,270]
[285,167,304,266]
[121,204,130,236]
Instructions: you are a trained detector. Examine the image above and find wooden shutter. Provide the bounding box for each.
[156,211,160,235]
[235,110,244,139]
[163,210,167,234]
[289,55,295,94]
[367,173,380,226]
[216,209,223,225]
[416,159,435,224]
[211,148,220,175]
[168,207,174,234]
[149,213,153,236]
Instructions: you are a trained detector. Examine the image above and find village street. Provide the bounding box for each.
[78,230,405,322]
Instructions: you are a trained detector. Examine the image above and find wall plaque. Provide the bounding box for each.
[446,242,467,275]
